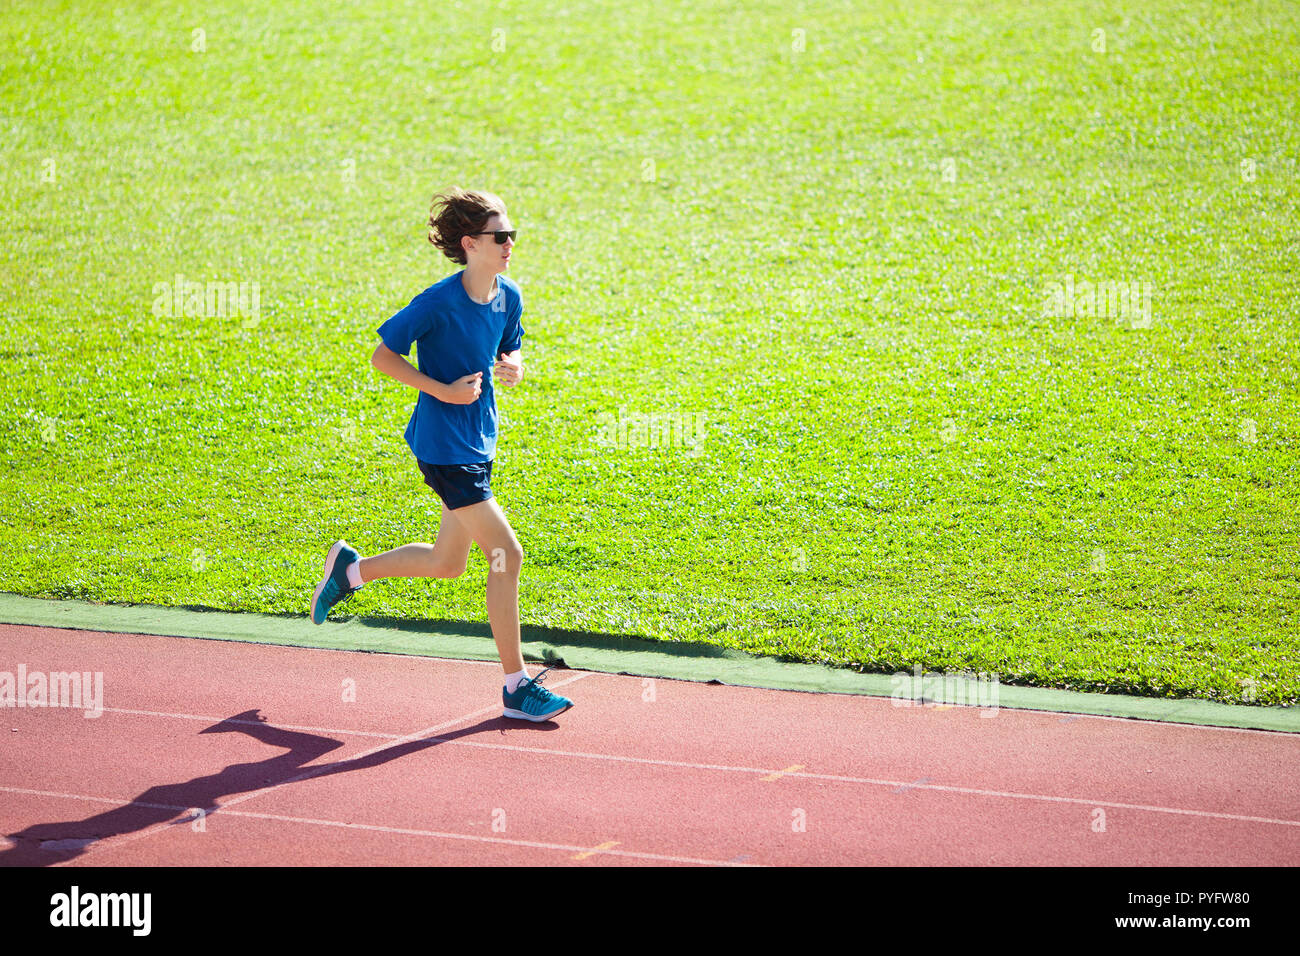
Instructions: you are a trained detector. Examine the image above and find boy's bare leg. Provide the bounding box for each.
[440,496,525,675]
[356,502,475,582]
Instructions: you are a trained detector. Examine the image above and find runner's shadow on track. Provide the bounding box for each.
[0,708,559,867]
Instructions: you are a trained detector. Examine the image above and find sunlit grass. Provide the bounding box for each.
[2,0,1297,703]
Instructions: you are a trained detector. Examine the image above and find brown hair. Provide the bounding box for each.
[427,188,508,264]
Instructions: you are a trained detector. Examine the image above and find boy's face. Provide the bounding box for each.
[465,212,515,270]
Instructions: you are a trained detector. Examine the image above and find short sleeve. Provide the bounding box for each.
[498,296,524,354]
[377,292,439,356]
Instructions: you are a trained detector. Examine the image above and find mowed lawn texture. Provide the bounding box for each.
[1,1,1296,704]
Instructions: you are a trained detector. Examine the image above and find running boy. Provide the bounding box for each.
[310,187,573,722]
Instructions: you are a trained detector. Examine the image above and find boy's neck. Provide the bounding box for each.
[462,266,499,304]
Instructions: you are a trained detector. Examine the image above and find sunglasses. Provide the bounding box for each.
[470,230,517,244]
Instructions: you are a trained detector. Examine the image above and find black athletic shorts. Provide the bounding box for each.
[417,458,494,511]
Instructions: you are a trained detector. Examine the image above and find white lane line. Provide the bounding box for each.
[0,785,754,867]
[2,785,189,815]
[69,672,593,861]
[394,741,1300,829]
[5,622,1296,738]
[41,685,1300,830]
[204,808,748,867]
[98,707,407,741]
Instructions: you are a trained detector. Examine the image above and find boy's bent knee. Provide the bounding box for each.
[427,558,468,579]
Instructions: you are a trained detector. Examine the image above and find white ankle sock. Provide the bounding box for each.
[346,559,364,589]
[504,669,529,693]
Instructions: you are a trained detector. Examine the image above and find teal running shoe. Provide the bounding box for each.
[502,667,574,721]
[311,539,363,625]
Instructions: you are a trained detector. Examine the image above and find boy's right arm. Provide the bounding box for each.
[371,342,481,405]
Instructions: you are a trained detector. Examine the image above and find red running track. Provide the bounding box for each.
[1,622,1297,866]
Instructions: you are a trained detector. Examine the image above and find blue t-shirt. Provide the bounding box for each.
[376,269,524,464]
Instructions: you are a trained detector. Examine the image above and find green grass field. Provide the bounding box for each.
[2,0,1297,705]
